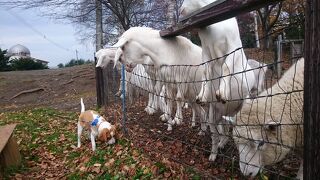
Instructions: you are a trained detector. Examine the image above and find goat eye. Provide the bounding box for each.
[257,141,265,149]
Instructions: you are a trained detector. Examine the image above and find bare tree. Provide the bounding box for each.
[257,2,283,49]
[1,0,175,45]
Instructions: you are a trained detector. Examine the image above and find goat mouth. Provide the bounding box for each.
[125,64,134,72]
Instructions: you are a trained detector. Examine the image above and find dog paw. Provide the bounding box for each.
[208,153,217,162]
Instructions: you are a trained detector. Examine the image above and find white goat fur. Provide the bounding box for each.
[113,27,206,131]
[233,58,304,179]
[247,59,268,98]
[95,48,161,113]
[180,0,256,162]
[181,0,255,104]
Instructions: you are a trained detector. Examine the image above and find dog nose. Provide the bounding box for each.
[196,98,201,104]
[248,172,253,176]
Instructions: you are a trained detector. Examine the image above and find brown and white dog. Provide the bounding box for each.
[77,98,116,151]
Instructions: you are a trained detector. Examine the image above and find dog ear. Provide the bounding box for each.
[98,129,109,142]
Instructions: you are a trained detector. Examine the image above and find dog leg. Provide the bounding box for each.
[90,132,96,151]
[77,122,83,148]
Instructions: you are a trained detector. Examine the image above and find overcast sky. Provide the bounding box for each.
[0,7,95,68]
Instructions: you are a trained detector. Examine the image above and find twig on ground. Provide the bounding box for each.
[10,88,45,100]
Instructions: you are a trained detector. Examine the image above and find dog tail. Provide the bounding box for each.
[80,98,85,113]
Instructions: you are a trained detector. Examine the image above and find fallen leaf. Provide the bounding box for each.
[104,158,115,167]
[164,172,171,178]
[79,166,87,172]
[92,166,101,173]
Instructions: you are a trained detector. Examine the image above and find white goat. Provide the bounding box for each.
[233,58,304,179]
[180,0,256,162]
[95,48,159,112]
[247,59,268,98]
[180,0,255,104]
[112,27,206,131]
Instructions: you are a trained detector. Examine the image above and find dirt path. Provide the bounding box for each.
[0,64,97,112]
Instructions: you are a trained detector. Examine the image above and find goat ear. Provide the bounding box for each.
[264,121,280,131]
[112,38,127,49]
[114,48,123,68]
[222,116,236,124]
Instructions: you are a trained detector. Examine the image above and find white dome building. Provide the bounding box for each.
[7,44,48,65]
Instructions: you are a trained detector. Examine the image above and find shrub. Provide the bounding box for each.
[10,57,48,71]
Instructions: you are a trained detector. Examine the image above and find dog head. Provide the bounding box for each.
[98,124,117,144]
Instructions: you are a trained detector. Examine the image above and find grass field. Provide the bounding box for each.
[0,108,194,179]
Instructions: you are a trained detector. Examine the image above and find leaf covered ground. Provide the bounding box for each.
[0,108,202,179]
[0,61,300,179]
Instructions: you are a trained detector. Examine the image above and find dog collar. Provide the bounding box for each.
[91,116,100,126]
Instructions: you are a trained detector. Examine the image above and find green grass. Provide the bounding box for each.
[0,107,194,179]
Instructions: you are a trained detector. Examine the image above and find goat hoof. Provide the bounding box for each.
[167,125,173,131]
[160,114,167,122]
[197,131,205,136]
[209,153,217,162]
[174,117,182,125]
[218,138,229,148]
[216,94,221,102]
[191,122,196,127]
[195,98,201,104]
[145,107,155,115]
[168,119,175,125]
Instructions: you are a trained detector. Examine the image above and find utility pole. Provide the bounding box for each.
[95,0,105,108]
[75,49,79,60]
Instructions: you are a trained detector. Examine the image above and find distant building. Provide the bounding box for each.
[6,44,49,66]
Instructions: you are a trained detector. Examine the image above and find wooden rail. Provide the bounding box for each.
[0,124,21,169]
[160,0,283,37]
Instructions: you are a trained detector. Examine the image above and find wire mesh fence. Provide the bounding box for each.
[98,1,304,179]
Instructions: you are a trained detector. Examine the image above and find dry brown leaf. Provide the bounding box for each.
[164,172,171,178]
[79,166,87,172]
[91,166,101,173]
[104,158,115,167]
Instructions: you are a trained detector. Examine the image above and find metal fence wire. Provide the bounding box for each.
[100,3,304,179]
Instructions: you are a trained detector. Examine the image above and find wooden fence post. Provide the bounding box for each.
[304,0,320,179]
[95,0,105,108]
[95,57,105,108]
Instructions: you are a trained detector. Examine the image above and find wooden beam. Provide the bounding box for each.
[0,124,21,169]
[160,0,283,37]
